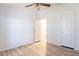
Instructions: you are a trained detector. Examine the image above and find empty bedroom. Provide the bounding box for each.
[0,3,79,56]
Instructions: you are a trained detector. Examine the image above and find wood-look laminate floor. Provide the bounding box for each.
[0,42,79,56]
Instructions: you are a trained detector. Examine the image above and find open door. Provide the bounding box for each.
[34,19,41,42]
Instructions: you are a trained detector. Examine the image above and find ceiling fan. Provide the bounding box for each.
[25,3,51,10]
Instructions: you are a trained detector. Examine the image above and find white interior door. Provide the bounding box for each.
[40,19,47,43]
[34,18,47,42]
[34,19,41,42]
[61,12,74,48]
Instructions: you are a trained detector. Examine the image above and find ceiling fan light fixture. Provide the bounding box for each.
[25,3,51,10]
[37,5,40,10]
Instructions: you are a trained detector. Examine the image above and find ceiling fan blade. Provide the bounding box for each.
[39,3,51,7]
[25,4,34,7]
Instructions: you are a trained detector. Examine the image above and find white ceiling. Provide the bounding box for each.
[0,3,33,8]
[0,3,79,9]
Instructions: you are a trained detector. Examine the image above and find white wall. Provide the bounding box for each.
[1,3,79,51]
[0,4,36,51]
[40,6,63,46]
[74,10,79,50]
[40,4,79,50]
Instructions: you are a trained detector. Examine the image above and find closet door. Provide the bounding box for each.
[61,12,74,48]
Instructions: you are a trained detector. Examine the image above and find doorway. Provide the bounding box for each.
[34,18,47,43]
[40,19,47,43]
